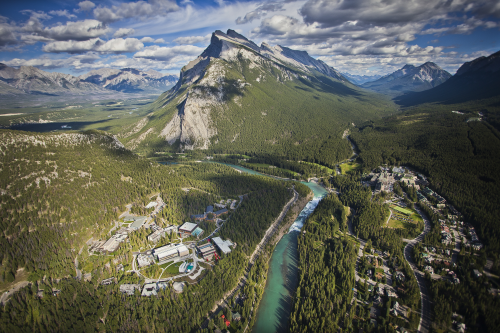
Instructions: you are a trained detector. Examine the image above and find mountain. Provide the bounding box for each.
[341,72,382,85]
[120,29,396,164]
[79,68,178,93]
[0,63,106,95]
[395,50,500,106]
[361,62,452,97]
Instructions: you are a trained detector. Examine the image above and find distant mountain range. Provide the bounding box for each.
[79,68,178,93]
[120,29,395,159]
[341,72,382,85]
[361,62,452,97]
[0,63,178,96]
[0,63,105,96]
[395,50,500,106]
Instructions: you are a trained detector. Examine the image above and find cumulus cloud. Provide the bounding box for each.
[134,45,203,61]
[77,1,96,12]
[49,10,77,19]
[32,20,111,41]
[114,28,135,38]
[140,37,155,43]
[0,27,18,47]
[173,34,211,45]
[43,38,144,53]
[93,0,180,23]
[154,38,166,43]
[236,2,285,25]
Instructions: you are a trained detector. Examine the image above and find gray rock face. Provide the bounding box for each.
[0,63,105,95]
[361,62,452,97]
[148,29,347,150]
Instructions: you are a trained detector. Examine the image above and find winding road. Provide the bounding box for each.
[403,206,432,333]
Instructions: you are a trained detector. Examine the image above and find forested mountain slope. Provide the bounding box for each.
[0,129,291,282]
[395,50,500,106]
[120,30,397,167]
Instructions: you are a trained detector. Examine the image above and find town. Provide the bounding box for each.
[74,195,241,299]
[345,165,488,333]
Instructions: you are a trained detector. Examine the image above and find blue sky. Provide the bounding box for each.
[1,0,499,76]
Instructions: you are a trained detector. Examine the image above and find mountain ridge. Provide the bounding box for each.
[120,29,396,165]
[0,63,107,95]
[395,50,500,106]
[361,62,452,97]
[79,68,178,93]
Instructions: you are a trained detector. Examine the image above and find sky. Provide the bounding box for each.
[0,0,499,77]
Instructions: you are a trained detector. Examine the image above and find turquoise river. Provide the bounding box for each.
[213,163,328,333]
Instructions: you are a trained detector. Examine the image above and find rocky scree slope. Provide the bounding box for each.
[120,29,395,158]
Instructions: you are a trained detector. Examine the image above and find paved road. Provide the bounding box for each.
[403,206,432,333]
[200,188,298,330]
[1,281,30,305]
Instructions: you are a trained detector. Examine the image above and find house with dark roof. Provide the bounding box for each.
[214,208,228,217]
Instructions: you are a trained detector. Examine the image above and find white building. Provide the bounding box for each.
[120,284,140,296]
[212,237,234,254]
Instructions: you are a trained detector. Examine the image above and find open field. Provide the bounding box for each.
[391,205,413,215]
[388,219,406,229]
[340,161,362,174]
[300,161,335,174]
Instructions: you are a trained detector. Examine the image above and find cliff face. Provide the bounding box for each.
[120,29,395,153]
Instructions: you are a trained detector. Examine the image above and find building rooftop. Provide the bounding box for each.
[142,283,158,297]
[179,222,198,233]
[212,237,233,254]
[206,205,214,213]
[120,284,140,296]
[214,208,228,215]
[191,227,204,237]
[130,216,147,229]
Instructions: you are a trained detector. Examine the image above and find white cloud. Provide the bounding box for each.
[0,19,18,46]
[154,38,166,43]
[48,10,77,19]
[93,0,180,23]
[4,53,104,71]
[140,37,155,43]
[77,1,96,12]
[173,34,211,45]
[42,38,144,53]
[40,19,111,41]
[236,2,285,25]
[114,28,136,38]
[134,44,203,61]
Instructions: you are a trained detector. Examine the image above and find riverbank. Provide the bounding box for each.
[273,192,314,246]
